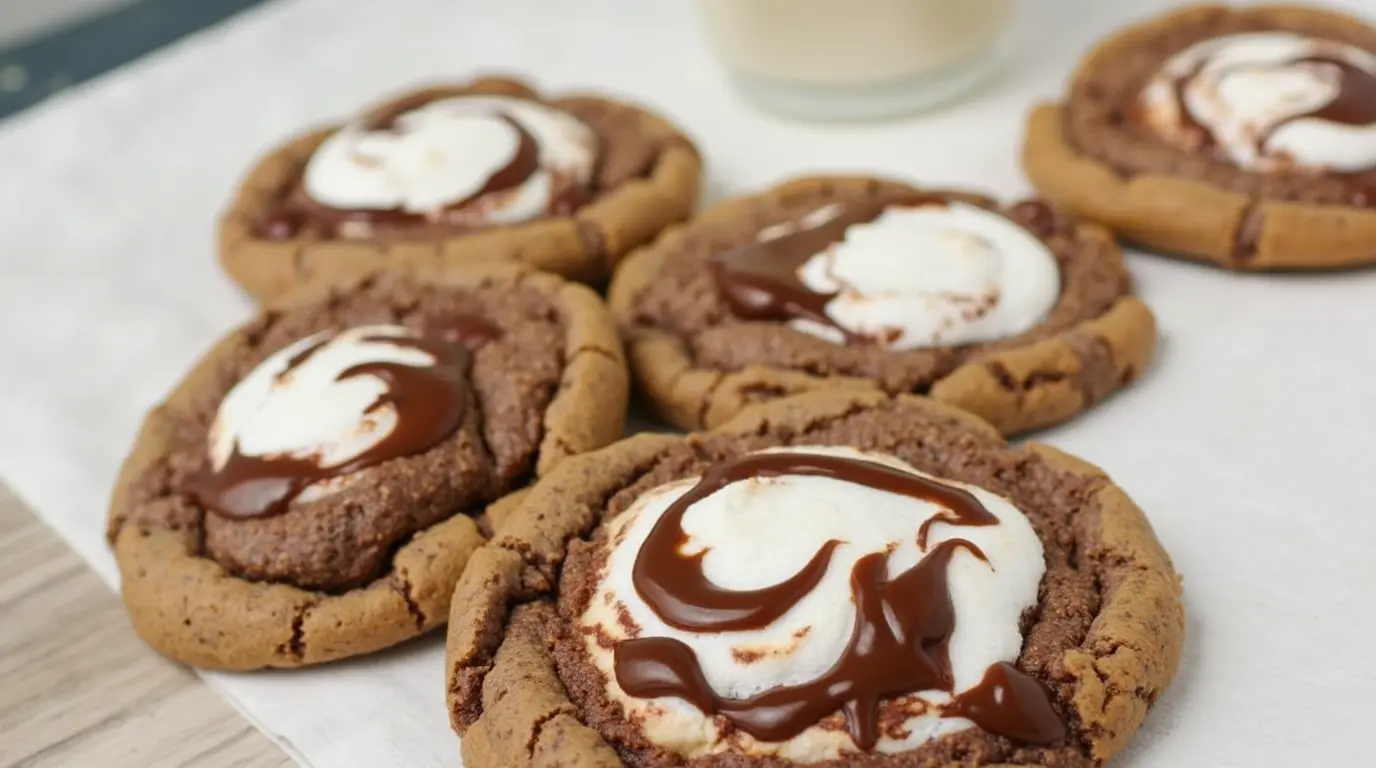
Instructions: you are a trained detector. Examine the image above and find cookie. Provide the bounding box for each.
[219,75,702,302]
[607,176,1155,437]
[445,389,1184,767]
[1024,4,1376,270]
[107,262,628,670]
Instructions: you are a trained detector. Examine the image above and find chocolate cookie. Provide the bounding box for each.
[608,176,1155,436]
[445,389,1183,767]
[107,262,628,670]
[219,75,702,301]
[1024,4,1376,270]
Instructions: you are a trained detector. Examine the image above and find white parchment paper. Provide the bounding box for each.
[1,0,1372,765]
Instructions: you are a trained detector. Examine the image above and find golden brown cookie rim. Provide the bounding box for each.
[219,74,702,302]
[605,175,1157,436]
[443,389,1185,767]
[1023,4,1376,271]
[107,260,629,670]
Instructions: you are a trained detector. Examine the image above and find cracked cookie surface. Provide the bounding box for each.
[108,263,628,670]
[220,74,702,302]
[608,176,1156,436]
[445,390,1184,767]
[1023,3,1376,270]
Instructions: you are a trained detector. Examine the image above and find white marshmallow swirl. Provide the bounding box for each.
[579,446,1046,762]
[784,201,1060,349]
[208,324,439,502]
[303,95,596,224]
[1140,32,1376,172]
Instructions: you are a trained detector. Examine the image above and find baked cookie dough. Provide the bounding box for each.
[446,389,1184,767]
[1024,4,1376,270]
[220,75,702,301]
[107,262,628,670]
[608,176,1155,436]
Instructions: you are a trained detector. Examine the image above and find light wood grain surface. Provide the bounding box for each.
[0,484,290,768]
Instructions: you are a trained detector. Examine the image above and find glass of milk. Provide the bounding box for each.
[694,0,1016,120]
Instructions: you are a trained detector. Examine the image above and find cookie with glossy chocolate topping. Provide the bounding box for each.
[445,389,1183,767]
[219,74,701,302]
[107,262,628,669]
[608,175,1155,436]
[1024,4,1376,270]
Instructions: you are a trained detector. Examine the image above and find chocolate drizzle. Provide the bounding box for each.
[712,197,942,343]
[190,318,500,519]
[947,662,1069,745]
[258,95,593,239]
[362,91,448,131]
[612,451,1066,751]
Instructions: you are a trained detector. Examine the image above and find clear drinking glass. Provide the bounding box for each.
[694,0,1016,120]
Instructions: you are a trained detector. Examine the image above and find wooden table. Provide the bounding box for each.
[0,484,290,768]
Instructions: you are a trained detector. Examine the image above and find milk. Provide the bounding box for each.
[695,0,1015,119]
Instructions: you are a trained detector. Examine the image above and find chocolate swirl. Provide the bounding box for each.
[632,451,996,632]
[712,197,943,344]
[258,96,594,240]
[1163,44,1376,168]
[612,451,1066,751]
[190,318,499,519]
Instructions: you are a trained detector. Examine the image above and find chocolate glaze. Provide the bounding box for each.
[190,319,500,519]
[614,451,1065,750]
[711,197,942,344]
[259,96,594,239]
[947,662,1068,745]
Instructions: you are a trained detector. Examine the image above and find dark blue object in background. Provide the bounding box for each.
[0,0,267,120]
